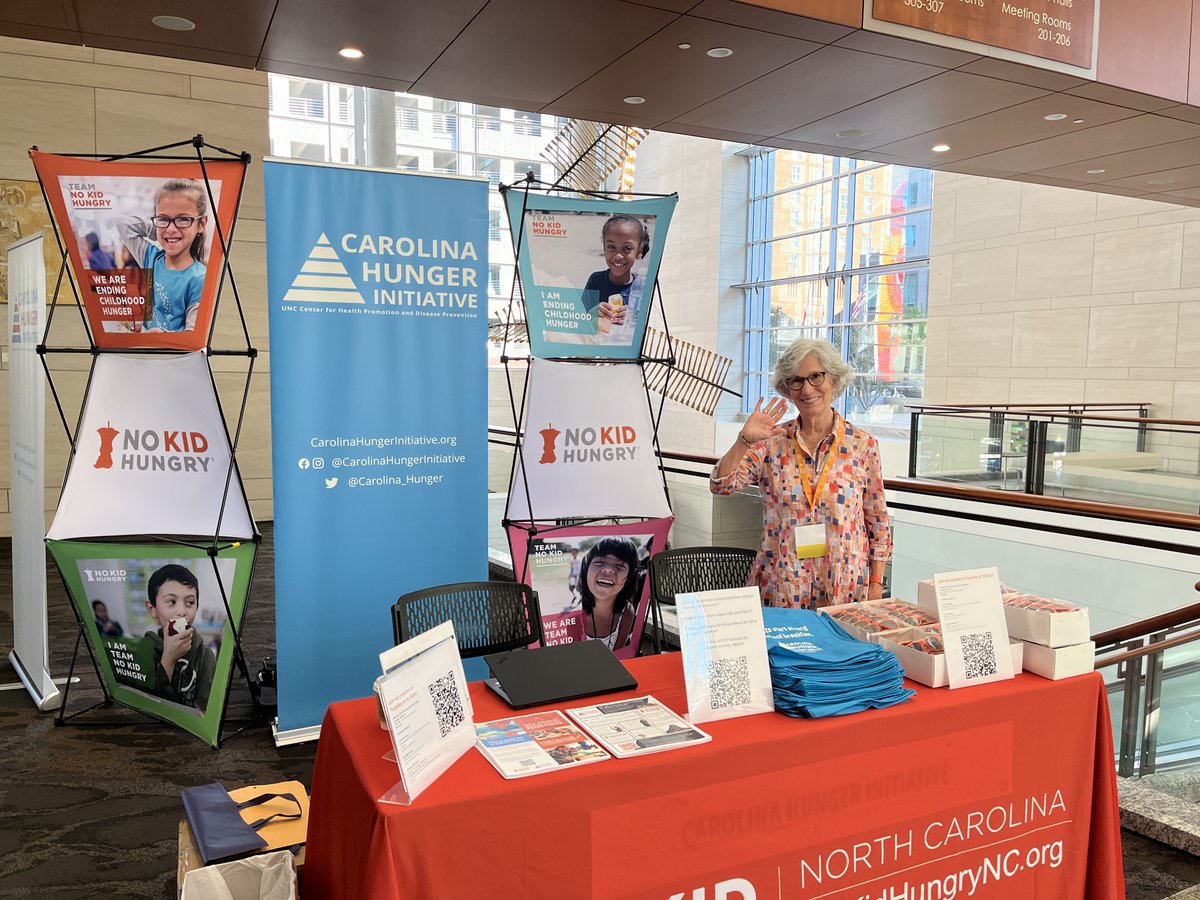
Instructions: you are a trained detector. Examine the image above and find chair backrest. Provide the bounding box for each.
[391,581,544,658]
[649,546,757,607]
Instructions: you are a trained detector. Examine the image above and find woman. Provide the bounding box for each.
[711,338,891,609]
[579,536,641,650]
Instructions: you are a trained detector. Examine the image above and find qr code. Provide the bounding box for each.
[428,670,465,736]
[960,632,998,678]
[709,655,751,709]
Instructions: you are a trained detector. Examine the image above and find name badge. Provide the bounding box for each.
[794,523,826,559]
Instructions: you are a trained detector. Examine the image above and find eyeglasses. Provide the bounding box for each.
[786,372,827,390]
[150,214,202,229]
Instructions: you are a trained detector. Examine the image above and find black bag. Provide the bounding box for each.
[181,784,303,865]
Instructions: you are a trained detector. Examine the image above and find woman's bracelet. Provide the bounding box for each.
[737,432,754,447]
[868,575,884,586]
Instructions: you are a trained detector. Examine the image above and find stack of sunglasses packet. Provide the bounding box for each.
[762,608,915,718]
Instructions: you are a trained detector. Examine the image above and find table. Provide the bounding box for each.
[304,654,1124,900]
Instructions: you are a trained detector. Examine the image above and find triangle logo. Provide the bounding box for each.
[283,233,365,305]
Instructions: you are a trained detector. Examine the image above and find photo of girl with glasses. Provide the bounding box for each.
[711,337,892,610]
[117,178,209,332]
[579,536,644,651]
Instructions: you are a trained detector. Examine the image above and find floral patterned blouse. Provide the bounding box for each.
[710,411,891,609]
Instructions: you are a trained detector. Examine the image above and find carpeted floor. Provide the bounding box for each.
[2,522,1200,899]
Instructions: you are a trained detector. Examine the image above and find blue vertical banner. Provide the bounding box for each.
[265,161,488,735]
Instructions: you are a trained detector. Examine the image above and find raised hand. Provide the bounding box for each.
[741,396,789,443]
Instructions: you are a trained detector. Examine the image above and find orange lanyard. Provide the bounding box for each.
[793,416,843,510]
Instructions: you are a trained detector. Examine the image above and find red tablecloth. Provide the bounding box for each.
[304,654,1124,900]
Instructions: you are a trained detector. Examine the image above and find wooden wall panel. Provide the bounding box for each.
[1097,0,1192,103]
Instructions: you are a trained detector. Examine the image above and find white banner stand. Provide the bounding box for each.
[6,232,60,710]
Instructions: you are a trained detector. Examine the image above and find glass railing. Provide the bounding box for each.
[908,403,1200,515]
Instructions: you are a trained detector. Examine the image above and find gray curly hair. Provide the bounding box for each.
[771,338,854,399]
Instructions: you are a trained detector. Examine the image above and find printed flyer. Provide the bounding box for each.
[475,710,610,778]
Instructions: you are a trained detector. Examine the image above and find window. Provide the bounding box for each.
[475,105,502,132]
[489,264,502,296]
[287,79,325,119]
[742,150,933,427]
[396,96,419,131]
[477,156,502,186]
[489,209,502,242]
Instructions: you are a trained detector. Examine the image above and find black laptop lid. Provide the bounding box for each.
[483,641,638,709]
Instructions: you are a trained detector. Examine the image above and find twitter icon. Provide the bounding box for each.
[324,477,338,489]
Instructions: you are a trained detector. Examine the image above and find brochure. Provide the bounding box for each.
[566,695,711,758]
[474,710,610,779]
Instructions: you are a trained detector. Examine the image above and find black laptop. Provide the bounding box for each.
[482,640,638,709]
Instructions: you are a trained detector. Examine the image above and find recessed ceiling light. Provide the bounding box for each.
[338,46,365,59]
[931,144,951,153]
[1085,168,1106,175]
[707,47,733,58]
[835,129,865,139]
[1148,177,1176,185]
[152,15,195,31]
[1043,113,1068,121]
[623,96,646,105]
[1073,118,1085,124]
[678,42,692,50]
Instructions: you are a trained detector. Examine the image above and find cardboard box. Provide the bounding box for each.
[821,598,938,644]
[881,627,1024,688]
[1021,641,1095,680]
[1002,598,1091,648]
[178,820,305,898]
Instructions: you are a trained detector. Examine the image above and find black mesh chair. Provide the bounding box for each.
[647,547,757,652]
[392,581,544,658]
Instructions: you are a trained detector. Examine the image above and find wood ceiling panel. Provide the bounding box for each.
[414,0,677,107]
[870,94,1140,168]
[1065,81,1182,112]
[689,0,854,43]
[1101,162,1200,194]
[1032,137,1200,184]
[74,0,269,58]
[734,0,861,28]
[960,115,1200,175]
[955,57,1087,92]
[554,16,819,124]
[1160,104,1200,126]
[2,0,75,31]
[780,71,1047,152]
[671,45,940,135]
[263,0,485,85]
[831,29,980,68]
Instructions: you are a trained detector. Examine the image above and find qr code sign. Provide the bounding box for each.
[428,670,465,736]
[960,632,998,678]
[708,655,751,709]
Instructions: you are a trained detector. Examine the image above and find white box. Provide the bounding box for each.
[880,627,1024,689]
[821,598,938,644]
[918,580,1090,649]
[1003,602,1090,648]
[916,579,937,612]
[1021,641,1095,680]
